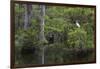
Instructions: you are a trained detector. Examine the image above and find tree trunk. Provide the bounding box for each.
[39,5,46,42]
[39,5,46,64]
[15,4,21,30]
[23,4,32,30]
[24,4,28,30]
[27,4,33,27]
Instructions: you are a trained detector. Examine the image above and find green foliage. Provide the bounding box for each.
[15,4,24,14]
[15,3,95,65]
[15,28,38,46]
[68,28,87,48]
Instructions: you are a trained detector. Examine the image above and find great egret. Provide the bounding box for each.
[76,20,80,28]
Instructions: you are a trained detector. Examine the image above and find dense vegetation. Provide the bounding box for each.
[14,3,95,65]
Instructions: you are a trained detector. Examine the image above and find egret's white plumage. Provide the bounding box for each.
[76,20,80,28]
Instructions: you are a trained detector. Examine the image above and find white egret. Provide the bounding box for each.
[76,20,80,28]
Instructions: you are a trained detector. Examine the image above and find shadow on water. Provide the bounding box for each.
[15,45,95,65]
